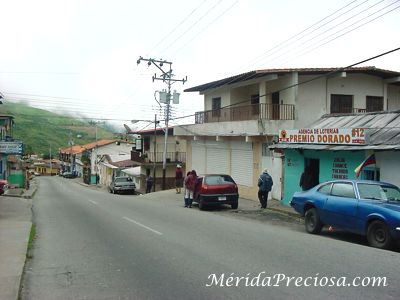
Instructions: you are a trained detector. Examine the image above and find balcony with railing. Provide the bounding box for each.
[146,151,186,163]
[195,103,295,124]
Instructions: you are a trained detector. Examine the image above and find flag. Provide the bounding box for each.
[354,154,376,177]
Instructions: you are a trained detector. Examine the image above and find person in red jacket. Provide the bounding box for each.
[184,170,197,208]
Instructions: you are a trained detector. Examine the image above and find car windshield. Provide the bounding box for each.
[204,175,235,185]
[357,183,400,201]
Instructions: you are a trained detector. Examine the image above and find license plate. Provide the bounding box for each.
[218,196,227,201]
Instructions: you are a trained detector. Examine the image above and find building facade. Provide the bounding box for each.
[176,67,400,202]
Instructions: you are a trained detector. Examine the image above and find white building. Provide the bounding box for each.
[175,67,400,202]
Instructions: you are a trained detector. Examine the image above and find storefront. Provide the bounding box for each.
[271,111,400,206]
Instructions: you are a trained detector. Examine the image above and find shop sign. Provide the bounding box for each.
[278,128,365,145]
[332,157,348,179]
[0,141,24,154]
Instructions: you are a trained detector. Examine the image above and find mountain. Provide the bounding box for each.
[0,102,117,157]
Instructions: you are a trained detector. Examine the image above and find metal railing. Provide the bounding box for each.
[146,151,186,163]
[195,103,295,124]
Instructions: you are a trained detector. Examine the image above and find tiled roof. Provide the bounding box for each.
[59,140,117,154]
[184,66,400,93]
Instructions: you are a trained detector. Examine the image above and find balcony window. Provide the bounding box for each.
[331,94,353,114]
[366,96,383,112]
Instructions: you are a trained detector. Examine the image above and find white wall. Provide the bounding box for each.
[377,151,400,187]
[91,142,133,173]
[296,73,390,129]
[261,154,282,200]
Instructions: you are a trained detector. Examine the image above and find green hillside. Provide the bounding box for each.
[0,102,117,157]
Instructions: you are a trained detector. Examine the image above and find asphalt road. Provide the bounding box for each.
[21,177,400,300]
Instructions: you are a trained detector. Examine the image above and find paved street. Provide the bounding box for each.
[20,176,400,300]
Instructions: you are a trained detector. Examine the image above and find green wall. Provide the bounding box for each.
[282,150,365,205]
[7,173,25,188]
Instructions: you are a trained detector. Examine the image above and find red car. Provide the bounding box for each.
[0,180,8,195]
[193,174,239,210]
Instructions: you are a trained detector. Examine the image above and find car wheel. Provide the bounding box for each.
[231,202,238,209]
[199,198,205,210]
[367,220,393,249]
[304,208,323,234]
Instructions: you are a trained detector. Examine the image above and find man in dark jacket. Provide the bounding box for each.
[258,169,273,209]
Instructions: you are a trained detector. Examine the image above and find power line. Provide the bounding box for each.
[3,49,399,128]
[147,0,209,56]
[159,0,224,54]
[171,0,239,56]
[169,46,400,123]
[277,3,400,66]
[237,0,363,72]
[264,0,399,67]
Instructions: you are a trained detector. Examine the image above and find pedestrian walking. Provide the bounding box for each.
[175,164,183,194]
[299,167,313,191]
[184,170,197,208]
[146,174,153,193]
[258,168,273,209]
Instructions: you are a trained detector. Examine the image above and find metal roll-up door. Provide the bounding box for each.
[231,141,253,187]
[206,141,229,174]
[191,141,206,175]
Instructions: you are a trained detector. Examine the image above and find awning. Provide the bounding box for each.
[269,143,400,151]
[121,166,141,176]
[100,162,118,169]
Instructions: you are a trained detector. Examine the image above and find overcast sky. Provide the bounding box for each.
[0,0,399,131]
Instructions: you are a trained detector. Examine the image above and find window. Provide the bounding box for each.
[262,142,273,157]
[204,175,235,185]
[318,183,332,195]
[331,94,353,114]
[362,168,380,181]
[212,97,221,117]
[366,96,383,112]
[331,183,356,198]
[358,183,400,202]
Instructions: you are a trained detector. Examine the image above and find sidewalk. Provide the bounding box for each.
[0,197,33,300]
[0,179,38,300]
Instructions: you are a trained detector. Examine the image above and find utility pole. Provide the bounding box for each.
[137,56,187,190]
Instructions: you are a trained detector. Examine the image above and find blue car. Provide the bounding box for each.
[290,180,400,249]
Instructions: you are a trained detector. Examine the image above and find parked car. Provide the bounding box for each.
[290,179,400,249]
[62,172,77,179]
[193,174,239,210]
[0,180,8,195]
[109,176,136,194]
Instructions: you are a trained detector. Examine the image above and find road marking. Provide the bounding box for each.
[122,217,163,235]
[87,199,98,205]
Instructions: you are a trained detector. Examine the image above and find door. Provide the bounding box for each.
[206,141,229,174]
[323,182,358,230]
[192,141,206,175]
[231,141,253,187]
[304,158,320,189]
[272,92,280,120]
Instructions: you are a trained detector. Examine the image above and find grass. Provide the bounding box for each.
[0,102,116,156]
[26,224,36,259]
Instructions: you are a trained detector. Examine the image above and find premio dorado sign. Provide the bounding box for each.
[278,128,365,145]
